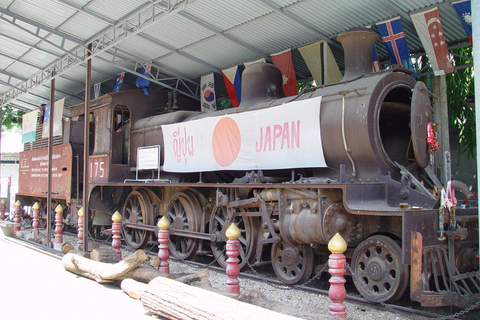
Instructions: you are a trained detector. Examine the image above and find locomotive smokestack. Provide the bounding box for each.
[337,28,379,81]
[239,63,283,108]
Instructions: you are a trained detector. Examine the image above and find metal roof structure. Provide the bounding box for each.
[0,0,473,113]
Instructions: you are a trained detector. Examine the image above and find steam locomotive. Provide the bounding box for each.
[17,28,478,307]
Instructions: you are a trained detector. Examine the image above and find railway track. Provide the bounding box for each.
[6,229,479,320]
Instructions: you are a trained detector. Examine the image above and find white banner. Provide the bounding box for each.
[42,97,65,139]
[162,97,326,172]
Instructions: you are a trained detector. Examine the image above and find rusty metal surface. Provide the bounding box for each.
[18,144,72,202]
[402,209,437,264]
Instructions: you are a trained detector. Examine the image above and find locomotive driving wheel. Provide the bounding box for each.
[351,235,408,303]
[165,191,201,260]
[122,190,153,250]
[209,206,259,270]
[271,238,314,285]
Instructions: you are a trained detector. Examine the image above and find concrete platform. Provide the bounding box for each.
[0,233,157,320]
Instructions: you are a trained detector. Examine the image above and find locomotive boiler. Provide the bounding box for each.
[17,28,479,307]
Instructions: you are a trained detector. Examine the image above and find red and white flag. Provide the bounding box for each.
[270,49,298,97]
[410,7,454,76]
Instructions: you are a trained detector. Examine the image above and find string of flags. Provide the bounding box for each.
[96,2,471,111]
[211,1,470,110]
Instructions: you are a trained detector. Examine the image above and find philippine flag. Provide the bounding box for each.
[222,66,241,108]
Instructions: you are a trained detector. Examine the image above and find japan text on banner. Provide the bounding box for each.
[112,72,125,92]
[271,49,298,97]
[22,109,38,144]
[162,96,326,173]
[452,0,472,44]
[410,8,454,76]
[200,73,216,112]
[372,44,381,72]
[93,82,101,99]
[376,17,416,76]
[298,40,342,85]
[136,63,152,95]
[42,97,65,139]
[222,66,241,107]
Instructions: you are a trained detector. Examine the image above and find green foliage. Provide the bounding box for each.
[413,45,475,158]
[1,106,24,131]
[446,46,475,158]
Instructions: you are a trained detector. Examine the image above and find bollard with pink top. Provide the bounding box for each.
[225,222,241,294]
[112,211,122,261]
[0,199,6,220]
[32,202,40,230]
[53,204,64,250]
[157,216,170,274]
[13,200,22,235]
[77,207,84,250]
[328,233,348,319]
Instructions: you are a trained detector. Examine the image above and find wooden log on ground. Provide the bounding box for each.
[62,250,147,283]
[142,276,303,320]
[91,246,118,263]
[121,278,148,300]
[123,265,171,283]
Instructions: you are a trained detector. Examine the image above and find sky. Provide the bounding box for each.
[1,130,23,153]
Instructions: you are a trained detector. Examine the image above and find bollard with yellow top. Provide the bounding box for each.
[328,233,347,319]
[112,211,122,261]
[157,216,170,274]
[0,199,6,220]
[13,200,22,235]
[32,202,40,230]
[53,204,64,251]
[225,222,241,294]
[77,207,84,250]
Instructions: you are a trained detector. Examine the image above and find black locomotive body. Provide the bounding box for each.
[17,28,478,307]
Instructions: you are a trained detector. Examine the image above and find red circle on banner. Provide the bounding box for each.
[212,117,241,167]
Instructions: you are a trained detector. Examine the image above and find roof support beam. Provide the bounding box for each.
[0,0,196,106]
[95,57,200,101]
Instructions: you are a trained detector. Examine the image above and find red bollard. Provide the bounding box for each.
[13,200,22,235]
[328,233,348,319]
[112,211,122,261]
[157,216,170,274]
[53,204,63,250]
[225,223,241,294]
[0,199,6,220]
[77,207,84,250]
[32,202,40,229]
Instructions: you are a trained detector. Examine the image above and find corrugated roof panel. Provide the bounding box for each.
[6,62,41,79]
[8,0,77,29]
[226,12,320,54]
[84,0,149,22]
[141,14,215,51]
[59,11,111,40]
[0,20,45,46]
[115,36,172,62]
[154,53,214,79]
[183,0,272,32]
[0,34,31,56]
[181,35,259,72]
[20,49,58,68]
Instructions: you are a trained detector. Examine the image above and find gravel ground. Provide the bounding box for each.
[34,229,470,320]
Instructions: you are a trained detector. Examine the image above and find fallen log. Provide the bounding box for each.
[142,276,303,320]
[62,250,147,283]
[121,278,148,300]
[91,247,118,263]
